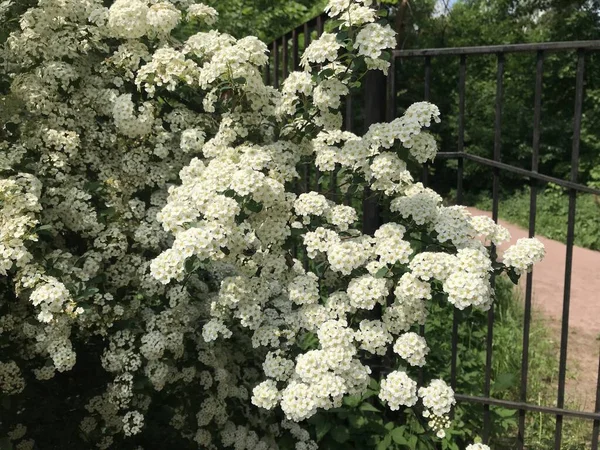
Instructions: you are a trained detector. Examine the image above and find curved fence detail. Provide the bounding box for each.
[268,17,600,450]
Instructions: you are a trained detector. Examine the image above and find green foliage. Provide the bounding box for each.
[203,0,326,43]
[423,277,592,449]
[391,0,600,194]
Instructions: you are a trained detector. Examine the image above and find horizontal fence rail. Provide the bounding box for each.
[268,17,600,449]
[393,40,600,57]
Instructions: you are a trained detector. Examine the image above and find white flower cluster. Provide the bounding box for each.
[0,361,26,395]
[112,94,155,138]
[374,223,412,265]
[146,2,181,35]
[300,33,341,69]
[0,175,40,275]
[186,4,218,25]
[466,444,491,450]
[379,371,418,410]
[393,332,429,367]
[356,23,396,64]
[294,192,332,220]
[122,410,144,436]
[503,238,545,274]
[107,0,150,39]
[471,215,511,245]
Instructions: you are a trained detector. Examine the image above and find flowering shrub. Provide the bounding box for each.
[0,0,544,449]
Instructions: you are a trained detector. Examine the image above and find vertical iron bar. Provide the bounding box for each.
[303,22,311,49]
[484,52,504,444]
[264,59,271,86]
[451,54,467,395]
[517,50,544,450]
[273,41,279,89]
[424,56,431,101]
[422,56,431,186]
[316,15,324,36]
[456,54,466,205]
[386,56,396,122]
[282,35,288,80]
[362,70,385,235]
[418,56,431,383]
[301,23,311,271]
[592,353,600,450]
[344,96,353,206]
[554,48,585,450]
[292,29,299,71]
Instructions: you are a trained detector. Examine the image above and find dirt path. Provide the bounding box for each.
[468,208,600,410]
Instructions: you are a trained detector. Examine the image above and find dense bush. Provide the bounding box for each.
[0,1,544,449]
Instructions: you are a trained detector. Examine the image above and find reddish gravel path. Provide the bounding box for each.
[468,208,600,410]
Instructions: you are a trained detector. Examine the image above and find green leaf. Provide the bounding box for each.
[0,438,14,450]
[184,256,199,273]
[245,199,263,213]
[343,395,361,408]
[348,413,367,428]
[376,434,392,450]
[315,420,332,442]
[36,224,54,232]
[299,332,319,351]
[84,181,103,192]
[319,68,335,79]
[362,389,378,400]
[492,372,516,392]
[368,377,380,390]
[494,407,517,418]
[330,426,350,444]
[407,434,418,450]
[506,267,521,285]
[76,287,99,300]
[359,402,381,412]
[374,266,389,278]
[391,426,408,445]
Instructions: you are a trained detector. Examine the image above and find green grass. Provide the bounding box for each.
[470,183,600,251]
[425,277,594,449]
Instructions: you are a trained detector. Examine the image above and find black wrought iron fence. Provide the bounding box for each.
[267,17,600,450]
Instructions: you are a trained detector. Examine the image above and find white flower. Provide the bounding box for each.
[419,379,455,417]
[186,3,218,25]
[146,2,182,35]
[251,380,280,410]
[300,33,341,69]
[466,444,491,450]
[280,381,318,421]
[123,411,144,436]
[107,0,149,39]
[503,238,545,274]
[347,275,388,310]
[289,273,320,305]
[379,371,418,410]
[393,332,429,366]
[355,23,396,60]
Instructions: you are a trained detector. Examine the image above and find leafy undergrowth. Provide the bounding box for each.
[472,184,600,251]
[425,276,593,449]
